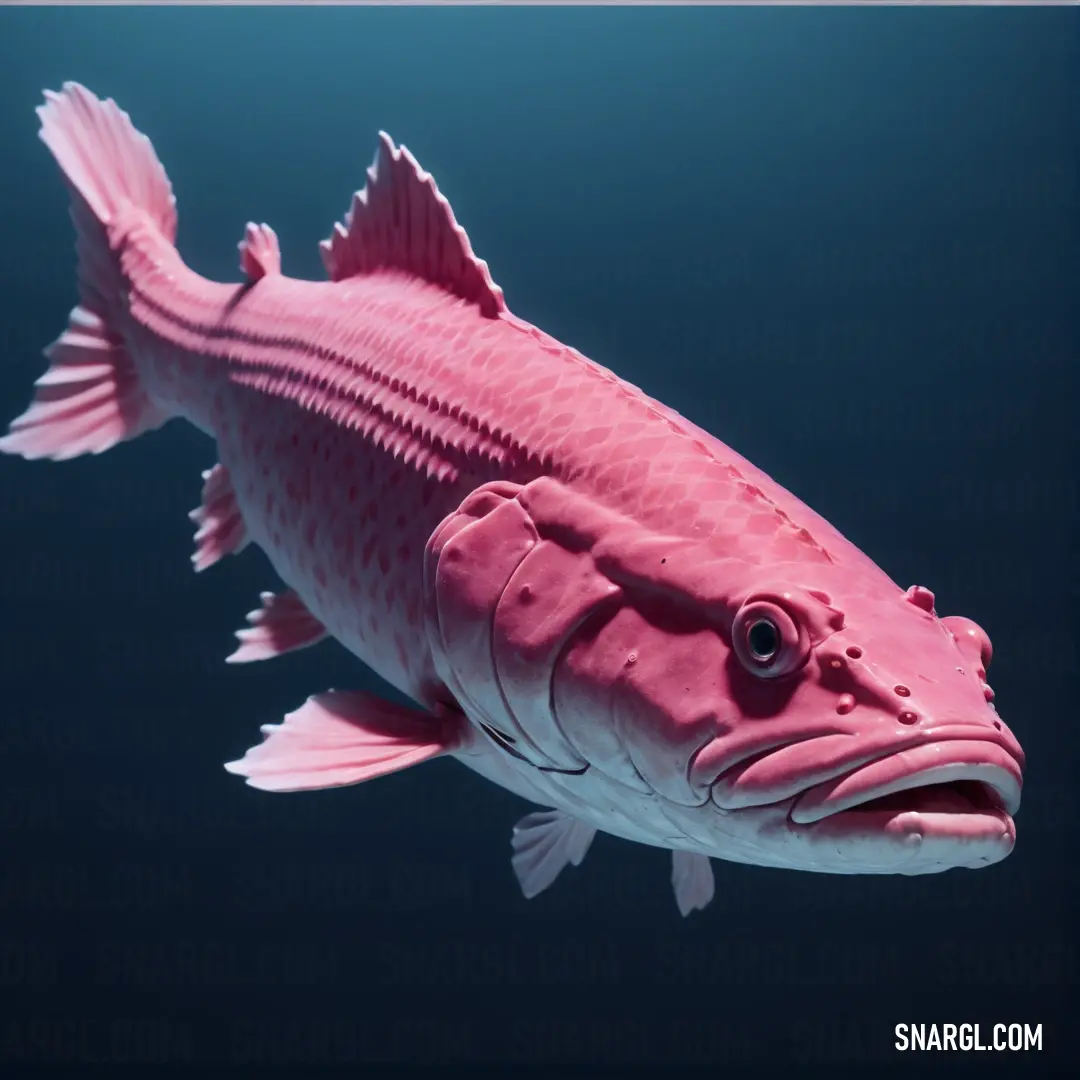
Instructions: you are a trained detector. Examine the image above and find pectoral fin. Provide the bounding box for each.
[225,691,464,793]
[510,809,597,899]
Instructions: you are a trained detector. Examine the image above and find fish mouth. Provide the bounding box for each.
[783,738,1022,865]
[703,729,1023,870]
[788,738,1022,825]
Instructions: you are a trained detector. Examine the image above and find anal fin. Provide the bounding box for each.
[671,851,715,917]
[226,589,328,664]
[511,809,597,900]
[224,691,464,793]
[189,462,249,572]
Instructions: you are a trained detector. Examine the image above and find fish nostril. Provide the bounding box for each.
[846,646,862,660]
[898,710,919,725]
[993,719,1002,731]
[894,685,910,697]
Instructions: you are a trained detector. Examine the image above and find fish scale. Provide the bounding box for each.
[2,84,1024,915]
[120,198,839,700]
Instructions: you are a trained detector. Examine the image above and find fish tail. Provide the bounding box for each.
[0,82,175,460]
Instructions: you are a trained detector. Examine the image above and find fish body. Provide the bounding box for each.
[2,85,1024,914]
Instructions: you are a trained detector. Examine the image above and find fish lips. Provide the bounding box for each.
[708,732,1023,867]
[787,738,1021,826]
[781,738,1022,867]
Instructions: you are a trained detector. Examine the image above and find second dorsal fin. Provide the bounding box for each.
[319,132,506,319]
[238,222,280,282]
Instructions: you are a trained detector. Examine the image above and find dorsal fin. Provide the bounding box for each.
[320,132,506,319]
[238,222,280,282]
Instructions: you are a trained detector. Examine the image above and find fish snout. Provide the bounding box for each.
[980,712,1024,769]
[815,631,1023,771]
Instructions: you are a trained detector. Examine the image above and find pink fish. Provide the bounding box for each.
[2,84,1024,916]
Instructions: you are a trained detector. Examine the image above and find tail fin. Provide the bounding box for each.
[0,83,175,460]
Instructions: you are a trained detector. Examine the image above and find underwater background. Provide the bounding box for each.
[0,3,1076,1074]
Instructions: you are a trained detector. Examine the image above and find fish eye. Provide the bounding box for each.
[747,619,779,662]
[732,598,810,678]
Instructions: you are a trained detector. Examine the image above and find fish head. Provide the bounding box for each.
[427,477,1023,877]
[595,562,1024,875]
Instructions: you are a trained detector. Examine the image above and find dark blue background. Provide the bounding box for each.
[0,5,1076,1074]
